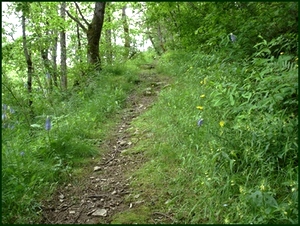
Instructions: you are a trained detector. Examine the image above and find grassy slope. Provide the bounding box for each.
[116,50,298,224]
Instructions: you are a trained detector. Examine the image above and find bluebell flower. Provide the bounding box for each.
[229,33,237,42]
[9,107,15,114]
[2,104,7,111]
[197,118,204,127]
[2,113,7,120]
[8,123,15,129]
[45,116,51,131]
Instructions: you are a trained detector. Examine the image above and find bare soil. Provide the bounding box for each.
[40,68,172,224]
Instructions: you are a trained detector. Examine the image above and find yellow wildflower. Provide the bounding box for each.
[200,77,207,85]
[200,94,205,98]
[260,184,265,191]
[196,106,204,110]
[219,120,225,127]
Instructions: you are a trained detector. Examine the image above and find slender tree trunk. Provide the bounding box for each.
[51,4,58,88]
[105,2,113,65]
[73,12,84,87]
[157,24,166,53]
[60,2,67,90]
[146,26,162,55]
[76,22,82,67]
[41,33,53,93]
[21,14,34,113]
[87,2,106,68]
[122,5,130,60]
[105,25,113,64]
[51,34,58,87]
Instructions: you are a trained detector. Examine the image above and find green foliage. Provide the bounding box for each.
[128,46,298,224]
[143,2,298,58]
[253,33,298,58]
[1,63,139,224]
[2,1,298,224]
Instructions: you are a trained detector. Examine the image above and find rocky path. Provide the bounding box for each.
[40,68,171,224]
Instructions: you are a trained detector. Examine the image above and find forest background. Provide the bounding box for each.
[1,1,298,224]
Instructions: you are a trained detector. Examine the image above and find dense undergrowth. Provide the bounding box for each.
[128,38,298,223]
[2,2,298,224]
[2,62,141,224]
[2,36,298,224]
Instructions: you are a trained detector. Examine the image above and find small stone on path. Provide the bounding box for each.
[91,208,107,217]
[93,166,101,172]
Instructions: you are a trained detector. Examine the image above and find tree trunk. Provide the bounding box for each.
[146,25,162,55]
[87,2,106,68]
[105,2,113,65]
[41,34,53,92]
[51,3,58,88]
[60,2,67,90]
[148,33,161,55]
[65,2,106,69]
[105,24,113,64]
[21,14,33,112]
[122,5,130,59]
[73,12,85,87]
[157,24,166,53]
[51,34,58,87]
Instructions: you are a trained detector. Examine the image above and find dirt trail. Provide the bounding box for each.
[41,67,171,224]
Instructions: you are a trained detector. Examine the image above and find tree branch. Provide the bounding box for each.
[74,2,90,28]
[65,9,87,33]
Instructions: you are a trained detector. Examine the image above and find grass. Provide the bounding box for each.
[121,49,298,224]
[1,62,141,224]
[111,205,151,224]
[2,47,297,224]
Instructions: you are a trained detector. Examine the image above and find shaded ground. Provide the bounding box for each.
[40,67,173,224]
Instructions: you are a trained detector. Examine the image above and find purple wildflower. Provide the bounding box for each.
[45,116,51,131]
[197,119,204,127]
[8,123,15,129]
[9,107,15,114]
[2,113,7,121]
[2,104,7,111]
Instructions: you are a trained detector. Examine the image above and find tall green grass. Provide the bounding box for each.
[129,47,298,223]
[1,63,140,224]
